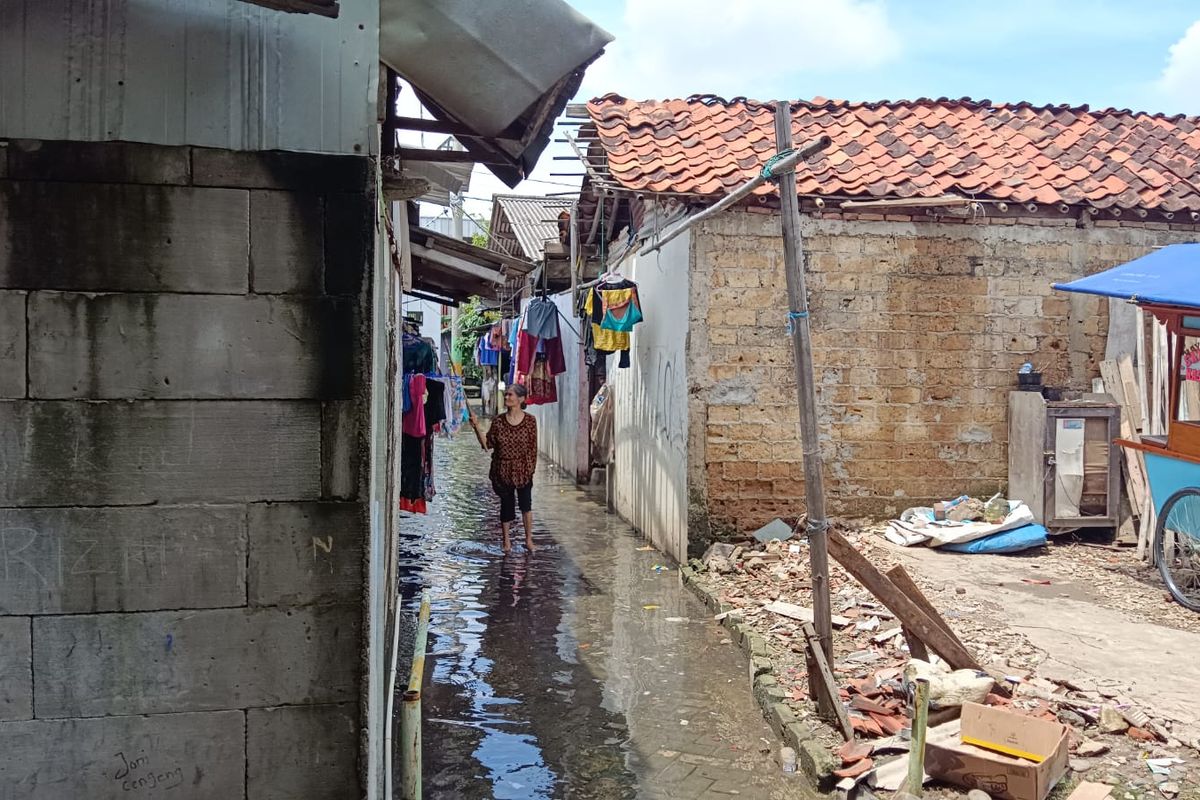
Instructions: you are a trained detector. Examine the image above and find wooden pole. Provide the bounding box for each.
[773,103,834,672]
[906,677,931,797]
[638,132,831,257]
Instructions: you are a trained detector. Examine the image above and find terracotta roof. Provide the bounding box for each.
[585,94,1200,212]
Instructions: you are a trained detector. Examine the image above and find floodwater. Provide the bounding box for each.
[395,434,809,800]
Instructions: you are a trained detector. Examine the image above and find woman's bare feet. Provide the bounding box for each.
[521,512,535,552]
[501,523,513,553]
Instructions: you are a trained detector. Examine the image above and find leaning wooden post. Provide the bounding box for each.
[772,102,835,678]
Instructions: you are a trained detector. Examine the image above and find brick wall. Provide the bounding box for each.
[687,208,1199,543]
[0,139,371,799]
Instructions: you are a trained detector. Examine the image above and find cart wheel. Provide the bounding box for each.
[1156,488,1200,613]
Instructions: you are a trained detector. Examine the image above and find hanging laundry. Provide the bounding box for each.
[477,335,500,367]
[585,277,644,369]
[402,374,428,437]
[524,296,560,340]
[525,358,558,405]
[517,297,566,377]
[403,331,437,375]
[399,433,428,514]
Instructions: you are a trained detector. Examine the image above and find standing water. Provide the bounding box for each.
[395,434,809,799]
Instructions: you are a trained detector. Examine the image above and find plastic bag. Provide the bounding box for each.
[590,383,614,464]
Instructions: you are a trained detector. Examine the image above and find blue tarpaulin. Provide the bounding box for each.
[1053,243,1200,310]
[939,524,1048,554]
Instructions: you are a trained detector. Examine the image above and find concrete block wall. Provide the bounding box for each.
[0,139,371,799]
[687,208,1200,539]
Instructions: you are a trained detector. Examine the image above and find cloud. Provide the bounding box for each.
[1158,19,1200,112]
[581,0,901,100]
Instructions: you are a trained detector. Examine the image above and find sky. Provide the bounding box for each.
[413,0,1200,224]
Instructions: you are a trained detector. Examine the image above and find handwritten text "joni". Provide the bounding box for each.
[113,750,185,793]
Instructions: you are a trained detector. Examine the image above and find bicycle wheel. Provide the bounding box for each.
[1156,488,1200,613]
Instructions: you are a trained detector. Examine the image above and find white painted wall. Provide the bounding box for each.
[0,0,378,155]
[529,292,587,482]
[610,233,691,562]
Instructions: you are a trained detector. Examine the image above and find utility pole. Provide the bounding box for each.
[773,102,835,713]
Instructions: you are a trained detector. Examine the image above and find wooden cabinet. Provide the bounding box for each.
[1008,392,1122,529]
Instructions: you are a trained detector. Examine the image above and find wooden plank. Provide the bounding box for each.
[802,622,854,741]
[1008,391,1048,522]
[901,626,930,661]
[885,566,962,645]
[1100,359,1146,512]
[1117,355,1145,433]
[827,531,981,673]
[763,601,850,628]
[1112,356,1157,559]
[1066,781,1113,800]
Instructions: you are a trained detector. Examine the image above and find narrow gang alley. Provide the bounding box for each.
[395,434,808,800]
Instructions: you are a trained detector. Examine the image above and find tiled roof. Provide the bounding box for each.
[585,94,1200,212]
[488,195,572,261]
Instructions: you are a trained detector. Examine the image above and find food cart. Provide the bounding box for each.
[1055,243,1200,611]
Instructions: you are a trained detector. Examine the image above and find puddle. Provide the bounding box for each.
[394,435,810,800]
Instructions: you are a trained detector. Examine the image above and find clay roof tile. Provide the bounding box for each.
[583,96,1200,210]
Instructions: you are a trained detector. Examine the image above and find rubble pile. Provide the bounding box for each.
[691,525,1200,798]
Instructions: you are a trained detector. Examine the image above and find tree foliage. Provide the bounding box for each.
[453,295,499,381]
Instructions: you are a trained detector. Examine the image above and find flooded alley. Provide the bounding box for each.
[396,434,808,800]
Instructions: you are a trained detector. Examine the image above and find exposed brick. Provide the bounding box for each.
[688,209,1200,536]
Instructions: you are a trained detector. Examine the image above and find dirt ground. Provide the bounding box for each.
[690,527,1200,799]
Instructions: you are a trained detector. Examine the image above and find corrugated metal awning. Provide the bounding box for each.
[381,0,612,187]
[489,195,573,261]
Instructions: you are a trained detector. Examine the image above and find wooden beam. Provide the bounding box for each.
[839,195,973,211]
[638,129,832,256]
[802,623,853,741]
[391,116,520,141]
[775,103,835,675]
[884,565,962,646]
[406,288,459,307]
[397,147,502,166]
[827,531,982,672]
[410,242,504,284]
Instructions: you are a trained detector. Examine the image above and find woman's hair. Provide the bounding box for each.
[508,383,529,409]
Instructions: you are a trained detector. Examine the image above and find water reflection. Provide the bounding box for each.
[394,434,803,800]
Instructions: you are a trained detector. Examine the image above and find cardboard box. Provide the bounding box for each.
[924,703,1069,800]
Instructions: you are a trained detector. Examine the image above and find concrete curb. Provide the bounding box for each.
[679,561,839,792]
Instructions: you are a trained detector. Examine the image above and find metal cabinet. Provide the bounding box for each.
[1008,392,1122,529]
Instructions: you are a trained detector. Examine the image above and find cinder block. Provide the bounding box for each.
[0,506,246,614]
[0,292,25,397]
[250,191,325,294]
[248,503,363,606]
[33,606,360,717]
[29,294,354,399]
[192,149,370,193]
[322,400,360,500]
[0,710,244,799]
[0,400,321,505]
[324,193,372,296]
[0,618,31,720]
[0,182,248,292]
[247,704,358,800]
[6,140,191,185]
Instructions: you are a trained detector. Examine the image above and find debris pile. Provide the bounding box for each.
[692,522,1199,798]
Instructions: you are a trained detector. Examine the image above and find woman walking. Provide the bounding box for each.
[470,384,538,553]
